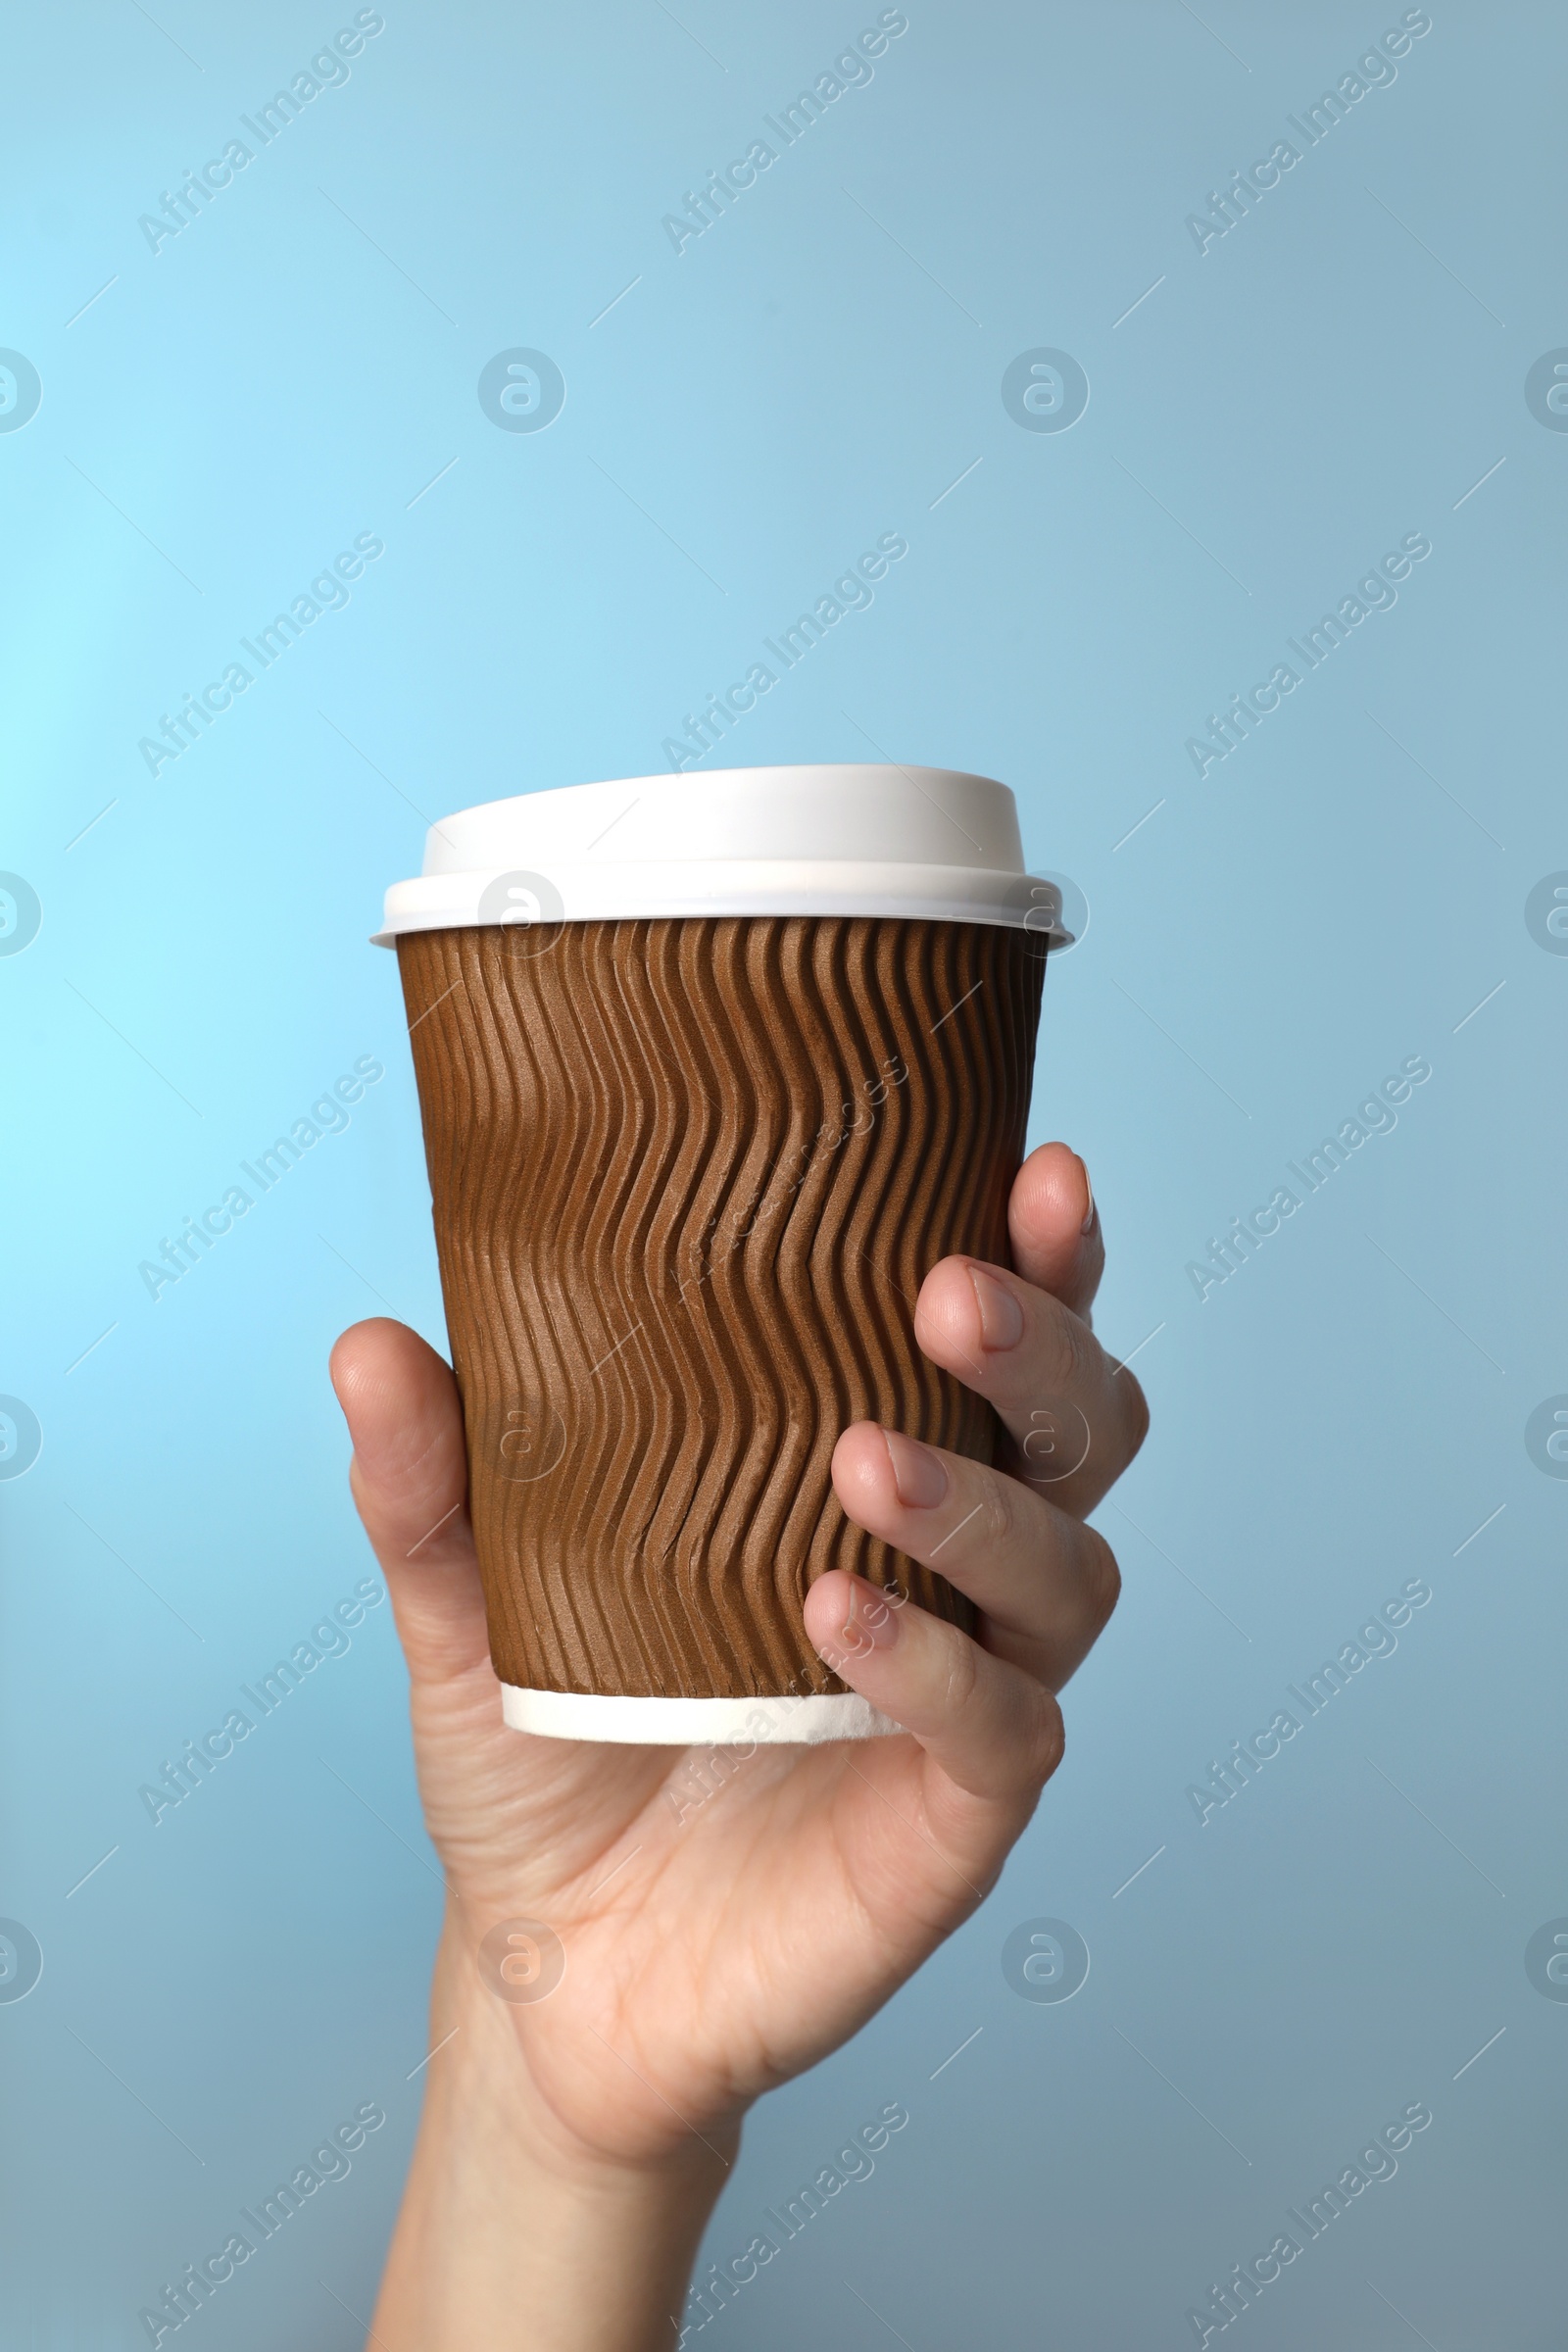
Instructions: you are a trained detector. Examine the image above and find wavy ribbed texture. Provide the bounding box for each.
[398,918,1045,1700]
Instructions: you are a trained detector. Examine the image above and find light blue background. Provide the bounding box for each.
[3,2,1563,2344]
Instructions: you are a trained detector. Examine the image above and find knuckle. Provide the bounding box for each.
[1118,1369,1152,1459]
[1026,1688,1066,1784]
[939,1629,982,1717]
[1081,1528,1123,1630]
[1036,1297,1091,1394]
[980,1467,1015,1549]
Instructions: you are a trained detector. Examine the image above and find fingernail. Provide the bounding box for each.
[883,1430,949,1510]
[968,1265,1024,1350]
[844,1574,901,1652]
[1079,1156,1096,1234]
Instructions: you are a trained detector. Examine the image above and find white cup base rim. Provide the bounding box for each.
[500,1684,903,1744]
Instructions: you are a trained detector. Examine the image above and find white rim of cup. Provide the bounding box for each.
[373,860,1070,948]
[500,1685,904,1744]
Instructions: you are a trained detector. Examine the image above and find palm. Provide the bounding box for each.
[404,1624,1008,2163]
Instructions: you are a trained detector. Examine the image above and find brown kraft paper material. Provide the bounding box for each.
[397,913,1045,1702]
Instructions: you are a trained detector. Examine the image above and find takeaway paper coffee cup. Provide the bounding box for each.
[376,766,1065,1743]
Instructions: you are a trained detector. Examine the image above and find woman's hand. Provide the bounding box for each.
[329,1140,1146,2350]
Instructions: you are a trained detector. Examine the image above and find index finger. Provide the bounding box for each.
[1007,1142,1103,1323]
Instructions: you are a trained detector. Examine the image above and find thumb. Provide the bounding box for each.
[328,1317,491,1686]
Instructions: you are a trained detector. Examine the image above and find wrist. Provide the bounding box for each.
[371,1910,734,2352]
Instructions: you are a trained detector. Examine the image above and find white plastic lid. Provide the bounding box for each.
[372,765,1068,947]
